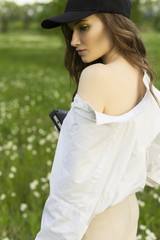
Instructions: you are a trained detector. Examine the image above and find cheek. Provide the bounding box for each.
[85,26,112,51]
[97,29,112,50]
[87,28,103,46]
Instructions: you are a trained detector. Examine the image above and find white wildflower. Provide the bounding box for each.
[10,166,17,173]
[12,145,17,151]
[22,213,28,218]
[46,134,52,141]
[140,224,146,230]
[47,160,52,166]
[153,193,158,199]
[40,177,47,183]
[27,135,35,143]
[5,150,10,156]
[41,183,49,191]
[138,199,145,207]
[39,139,46,145]
[20,203,28,212]
[9,173,15,179]
[10,153,18,161]
[30,179,39,190]
[27,144,33,151]
[146,229,152,235]
[38,129,46,136]
[0,194,6,200]
[27,128,32,133]
[145,237,152,240]
[11,192,16,197]
[47,172,50,181]
[33,191,40,198]
[24,95,30,101]
[32,150,37,155]
[136,234,142,240]
[46,148,51,153]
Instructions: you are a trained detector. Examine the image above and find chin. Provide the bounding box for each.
[81,57,99,64]
[81,57,102,64]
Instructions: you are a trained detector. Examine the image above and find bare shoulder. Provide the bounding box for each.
[79,63,112,80]
[77,63,113,113]
[77,62,145,116]
[77,63,110,93]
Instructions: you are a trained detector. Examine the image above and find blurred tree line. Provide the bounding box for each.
[0,0,160,33]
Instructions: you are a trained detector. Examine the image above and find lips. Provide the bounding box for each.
[77,50,86,56]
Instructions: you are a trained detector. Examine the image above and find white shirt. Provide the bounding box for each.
[35,70,160,240]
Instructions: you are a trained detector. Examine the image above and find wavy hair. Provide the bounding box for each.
[61,12,160,107]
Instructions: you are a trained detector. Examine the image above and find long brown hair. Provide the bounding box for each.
[61,12,160,107]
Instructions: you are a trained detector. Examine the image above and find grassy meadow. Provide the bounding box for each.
[0,30,160,240]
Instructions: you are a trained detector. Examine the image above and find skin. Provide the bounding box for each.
[67,13,123,64]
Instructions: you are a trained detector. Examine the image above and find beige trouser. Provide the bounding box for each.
[82,193,139,240]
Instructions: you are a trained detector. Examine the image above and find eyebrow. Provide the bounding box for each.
[68,20,88,28]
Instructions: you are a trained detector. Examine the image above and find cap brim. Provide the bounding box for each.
[41,10,97,29]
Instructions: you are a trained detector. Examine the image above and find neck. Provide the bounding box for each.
[102,48,123,65]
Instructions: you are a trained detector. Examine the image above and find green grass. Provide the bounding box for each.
[0,31,160,240]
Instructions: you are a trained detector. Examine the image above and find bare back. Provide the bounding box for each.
[101,61,147,116]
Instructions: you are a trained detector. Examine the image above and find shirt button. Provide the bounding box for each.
[75,99,79,103]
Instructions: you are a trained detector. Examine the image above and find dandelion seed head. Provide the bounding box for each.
[12,144,17,151]
[46,148,51,153]
[5,150,10,156]
[10,166,17,173]
[33,191,40,198]
[153,193,158,199]
[20,203,28,212]
[138,199,145,207]
[47,172,51,181]
[39,138,46,145]
[41,183,49,191]
[11,192,16,197]
[136,234,142,240]
[24,95,30,101]
[22,213,28,218]
[47,160,52,166]
[30,179,39,190]
[0,194,6,200]
[40,177,47,183]
[140,224,146,230]
[32,150,37,155]
[9,173,15,179]
[27,144,33,151]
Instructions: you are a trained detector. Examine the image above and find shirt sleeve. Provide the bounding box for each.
[146,132,160,187]
[34,95,139,240]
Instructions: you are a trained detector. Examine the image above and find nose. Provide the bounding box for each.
[70,30,81,47]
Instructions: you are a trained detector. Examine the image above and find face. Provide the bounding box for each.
[67,14,114,64]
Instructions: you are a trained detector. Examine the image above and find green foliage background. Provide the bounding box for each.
[0,0,160,33]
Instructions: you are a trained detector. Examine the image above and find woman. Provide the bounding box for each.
[35,0,160,239]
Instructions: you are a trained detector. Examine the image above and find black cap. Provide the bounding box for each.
[41,0,132,29]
